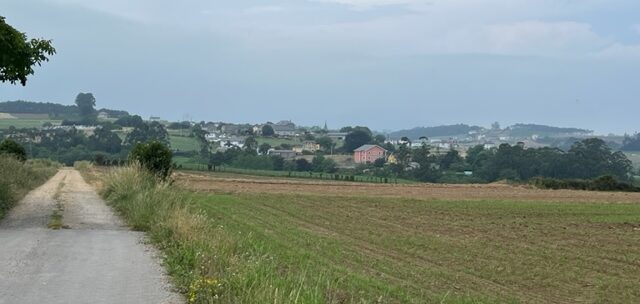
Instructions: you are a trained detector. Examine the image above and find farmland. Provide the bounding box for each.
[96,166,640,303]
[624,151,640,170]
[0,118,61,129]
[169,134,200,152]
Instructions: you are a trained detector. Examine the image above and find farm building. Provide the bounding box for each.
[269,121,297,137]
[97,111,109,119]
[353,144,386,164]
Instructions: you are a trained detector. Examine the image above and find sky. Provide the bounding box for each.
[1,0,639,134]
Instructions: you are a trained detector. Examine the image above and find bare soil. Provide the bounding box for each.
[175,171,640,203]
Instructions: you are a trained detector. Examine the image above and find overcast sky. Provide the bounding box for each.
[1,0,639,134]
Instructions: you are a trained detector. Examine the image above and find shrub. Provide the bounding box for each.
[531,175,640,192]
[0,139,27,162]
[129,140,173,180]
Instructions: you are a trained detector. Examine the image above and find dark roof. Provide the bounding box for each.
[354,144,385,152]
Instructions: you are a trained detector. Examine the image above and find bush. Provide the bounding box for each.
[0,139,27,162]
[230,154,274,171]
[531,175,640,192]
[129,140,173,180]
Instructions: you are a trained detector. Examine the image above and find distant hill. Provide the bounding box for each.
[505,124,592,137]
[388,124,483,139]
[0,100,128,119]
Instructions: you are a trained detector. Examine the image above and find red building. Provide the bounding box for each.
[353,144,386,164]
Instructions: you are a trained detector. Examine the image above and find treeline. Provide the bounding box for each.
[506,124,591,137]
[388,124,483,140]
[467,138,631,181]
[207,148,337,173]
[6,117,170,165]
[0,100,76,118]
[0,100,128,119]
[622,133,640,151]
[531,176,639,192]
[363,138,634,186]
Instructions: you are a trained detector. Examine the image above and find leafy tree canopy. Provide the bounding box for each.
[129,141,173,180]
[344,130,373,152]
[0,16,55,86]
[261,124,275,136]
[75,93,96,117]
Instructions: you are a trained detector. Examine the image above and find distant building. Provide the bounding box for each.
[327,132,348,140]
[149,116,162,121]
[216,137,245,149]
[221,124,242,135]
[269,120,297,137]
[268,149,297,158]
[353,144,386,164]
[302,141,320,152]
[97,111,109,119]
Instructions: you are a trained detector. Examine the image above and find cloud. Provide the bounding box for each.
[481,21,607,55]
[595,43,640,60]
[41,0,639,59]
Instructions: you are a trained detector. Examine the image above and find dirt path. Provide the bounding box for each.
[0,169,182,304]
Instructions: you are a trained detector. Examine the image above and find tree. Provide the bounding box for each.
[209,151,225,170]
[0,139,26,161]
[129,141,173,180]
[315,136,333,152]
[374,134,386,144]
[344,130,373,152]
[271,155,285,171]
[0,16,56,86]
[261,125,275,137]
[295,158,312,172]
[440,150,463,170]
[115,115,145,128]
[244,136,258,152]
[258,143,271,155]
[311,155,337,173]
[75,93,96,118]
[622,133,640,151]
[566,138,632,180]
[87,127,122,154]
[124,121,169,146]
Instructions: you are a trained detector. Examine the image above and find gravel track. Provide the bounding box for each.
[0,169,183,304]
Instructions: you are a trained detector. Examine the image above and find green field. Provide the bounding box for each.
[624,151,640,170]
[170,135,201,152]
[0,119,61,129]
[100,166,640,303]
[256,136,301,147]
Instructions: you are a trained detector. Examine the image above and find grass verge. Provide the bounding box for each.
[0,156,60,219]
[48,178,68,230]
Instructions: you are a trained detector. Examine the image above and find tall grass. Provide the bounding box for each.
[0,156,60,219]
[102,166,238,302]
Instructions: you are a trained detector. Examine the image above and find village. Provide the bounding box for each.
[178,118,600,168]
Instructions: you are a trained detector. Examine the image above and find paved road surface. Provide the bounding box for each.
[0,169,182,304]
